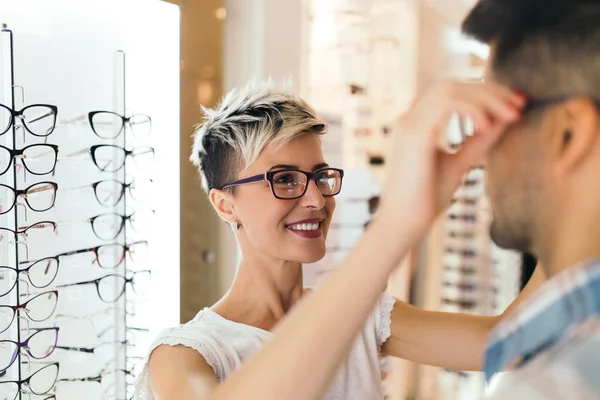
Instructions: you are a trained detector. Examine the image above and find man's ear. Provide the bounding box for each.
[209,188,237,224]
[551,97,599,175]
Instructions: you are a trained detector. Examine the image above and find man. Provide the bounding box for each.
[461,0,600,398]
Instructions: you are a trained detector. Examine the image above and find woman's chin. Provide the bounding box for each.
[293,248,326,264]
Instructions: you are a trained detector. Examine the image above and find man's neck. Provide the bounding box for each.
[213,255,305,331]
[536,202,600,277]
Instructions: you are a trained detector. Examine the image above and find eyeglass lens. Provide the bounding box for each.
[0,292,58,333]
[271,169,342,199]
[0,328,58,371]
[92,146,154,173]
[0,145,58,176]
[0,182,57,215]
[0,104,57,137]
[96,242,148,269]
[0,259,59,297]
[93,180,152,207]
[89,112,151,139]
[97,271,150,303]
[0,363,59,400]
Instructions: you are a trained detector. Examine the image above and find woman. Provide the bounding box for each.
[134,80,531,400]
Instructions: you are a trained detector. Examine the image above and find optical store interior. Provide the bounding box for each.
[0,1,542,400]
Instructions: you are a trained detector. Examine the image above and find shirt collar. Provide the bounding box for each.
[484,260,600,382]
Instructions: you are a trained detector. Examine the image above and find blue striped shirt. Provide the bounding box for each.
[484,260,600,399]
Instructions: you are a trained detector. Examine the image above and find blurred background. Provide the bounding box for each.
[0,1,533,399]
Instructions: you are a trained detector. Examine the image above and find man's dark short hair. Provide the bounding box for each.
[462,0,600,100]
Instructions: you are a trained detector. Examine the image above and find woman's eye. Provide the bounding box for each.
[274,174,296,184]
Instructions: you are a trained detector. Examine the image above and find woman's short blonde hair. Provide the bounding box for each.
[191,80,327,193]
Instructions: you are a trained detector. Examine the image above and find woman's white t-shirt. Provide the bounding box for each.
[133,293,396,400]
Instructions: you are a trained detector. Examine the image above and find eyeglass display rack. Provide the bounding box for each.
[0,27,153,400]
[438,167,522,400]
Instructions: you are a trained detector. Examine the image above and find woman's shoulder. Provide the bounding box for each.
[143,308,270,382]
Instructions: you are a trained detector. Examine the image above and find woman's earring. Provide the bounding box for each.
[231,220,241,230]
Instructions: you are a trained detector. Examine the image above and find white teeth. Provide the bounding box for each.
[288,222,320,231]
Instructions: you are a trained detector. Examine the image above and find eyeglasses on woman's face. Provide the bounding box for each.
[220,167,344,200]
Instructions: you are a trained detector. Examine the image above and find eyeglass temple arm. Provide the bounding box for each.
[27,110,55,124]
[58,375,102,383]
[55,114,87,126]
[56,279,95,289]
[57,247,95,258]
[221,173,265,189]
[55,345,95,353]
[17,148,58,161]
[62,147,89,158]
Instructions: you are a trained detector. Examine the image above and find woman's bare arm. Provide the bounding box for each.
[382,265,547,370]
[148,345,218,400]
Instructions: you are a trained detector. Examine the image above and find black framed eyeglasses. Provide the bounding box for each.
[0,181,57,215]
[0,103,58,137]
[220,167,344,200]
[65,145,155,172]
[88,111,152,139]
[0,221,57,244]
[0,144,59,176]
[23,240,148,270]
[89,212,153,240]
[90,179,152,207]
[56,270,151,303]
[0,362,59,400]
[0,291,59,334]
[0,257,60,297]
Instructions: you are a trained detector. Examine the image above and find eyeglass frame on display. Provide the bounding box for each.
[21,240,148,270]
[220,167,344,200]
[55,339,132,355]
[57,110,151,139]
[0,291,59,334]
[64,178,153,207]
[0,221,58,245]
[0,258,60,297]
[0,327,59,372]
[88,212,153,241]
[0,103,58,137]
[0,144,59,176]
[0,182,58,215]
[53,304,138,338]
[0,362,59,399]
[55,270,151,303]
[62,144,155,173]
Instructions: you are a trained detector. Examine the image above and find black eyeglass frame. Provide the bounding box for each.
[0,258,61,297]
[56,270,151,303]
[90,179,152,207]
[220,167,345,200]
[89,212,151,240]
[0,290,59,334]
[0,181,58,215]
[89,144,155,173]
[0,362,59,398]
[88,111,152,139]
[0,103,58,137]
[0,144,59,176]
